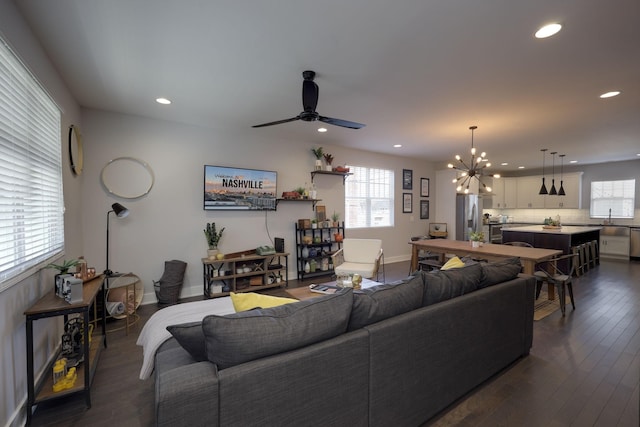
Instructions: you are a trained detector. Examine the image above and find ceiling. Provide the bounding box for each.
[15,0,640,173]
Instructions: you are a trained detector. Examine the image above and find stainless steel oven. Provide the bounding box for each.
[489,224,503,244]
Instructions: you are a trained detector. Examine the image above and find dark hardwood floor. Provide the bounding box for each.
[29,259,639,426]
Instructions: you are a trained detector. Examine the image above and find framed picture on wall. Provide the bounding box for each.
[402,169,413,190]
[420,200,430,219]
[420,178,429,197]
[403,193,412,213]
[316,205,326,222]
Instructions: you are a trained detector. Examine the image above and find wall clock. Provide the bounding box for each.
[68,125,83,175]
[100,157,155,199]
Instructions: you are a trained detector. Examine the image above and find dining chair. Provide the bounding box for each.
[534,253,578,316]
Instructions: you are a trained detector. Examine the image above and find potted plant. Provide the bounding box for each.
[323,153,334,171]
[331,211,340,227]
[295,186,307,199]
[469,231,485,248]
[46,259,79,296]
[311,147,324,170]
[311,218,318,229]
[204,222,225,258]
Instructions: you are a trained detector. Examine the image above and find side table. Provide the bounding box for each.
[24,275,107,425]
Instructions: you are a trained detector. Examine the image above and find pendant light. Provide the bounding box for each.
[447,126,499,194]
[558,154,566,196]
[549,151,558,195]
[538,149,548,195]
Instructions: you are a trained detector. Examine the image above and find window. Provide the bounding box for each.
[345,165,394,228]
[590,179,635,219]
[0,38,63,291]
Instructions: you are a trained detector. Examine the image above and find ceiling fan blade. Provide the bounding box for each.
[252,116,300,128]
[318,115,366,129]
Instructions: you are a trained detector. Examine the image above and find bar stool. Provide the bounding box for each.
[581,243,590,273]
[571,246,583,277]
[589,240,599,267]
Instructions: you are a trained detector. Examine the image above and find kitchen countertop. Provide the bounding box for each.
[502,225,602,235]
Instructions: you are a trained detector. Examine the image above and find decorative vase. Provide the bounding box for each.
[471,241,481,248]
[311,223,317,229]
[315,159,322,170]
[207,248,219,259]
[302,246,309,258]
[326,165,333,171]
[304,261,311,273]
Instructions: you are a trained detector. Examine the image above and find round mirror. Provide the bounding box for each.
[68,125,83,175]
[100,157,154,199]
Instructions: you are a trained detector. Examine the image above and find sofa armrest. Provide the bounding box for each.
[156,361,220,427]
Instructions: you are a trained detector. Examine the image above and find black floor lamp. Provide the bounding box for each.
[105,202,129,276]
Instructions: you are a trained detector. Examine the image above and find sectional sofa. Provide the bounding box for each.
[151,258,534,426]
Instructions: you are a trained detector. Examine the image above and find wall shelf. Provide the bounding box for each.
[310,170,352,184]
[275,198,321,210]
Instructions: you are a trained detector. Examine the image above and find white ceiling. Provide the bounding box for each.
[15,0,640,173]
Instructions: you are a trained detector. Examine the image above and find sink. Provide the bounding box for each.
[600,225,630,237]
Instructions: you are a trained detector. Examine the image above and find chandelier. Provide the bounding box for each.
[448,126,500,194]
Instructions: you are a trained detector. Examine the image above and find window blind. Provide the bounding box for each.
[0,38,63,291]
[590,179,635,219]
[345,165,394,228]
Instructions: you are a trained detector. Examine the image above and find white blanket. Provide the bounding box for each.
[136,297,235,379]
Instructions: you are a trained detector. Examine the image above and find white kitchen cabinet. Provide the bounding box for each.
[546,172,583,209]
[483,177,517,209]
[516,176,546,208]
[600,236,630,258]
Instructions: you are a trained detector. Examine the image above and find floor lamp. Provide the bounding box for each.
[105,202,129,276]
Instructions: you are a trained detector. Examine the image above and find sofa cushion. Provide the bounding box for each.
[479,257,522,288]
[421,262,482,306]
[166,321,206,361]
[348,275,424,331]
[202,288,353,369]
[440,256,465,270]
[230,292,297,312]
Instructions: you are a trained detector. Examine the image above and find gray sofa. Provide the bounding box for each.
[153,258,534,426]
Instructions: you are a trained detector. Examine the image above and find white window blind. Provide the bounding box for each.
[590,179,635,219]
[0,38,64,291]
[345,165,394,228]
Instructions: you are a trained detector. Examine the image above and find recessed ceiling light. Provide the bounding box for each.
[393,144,402,148]
[501,162,509,166]
[317,127,327,133]
[156,97,171,105]
[535,23,562,39]
[518,166,525,169]
[599,91,620,99]
[569,160,578,164]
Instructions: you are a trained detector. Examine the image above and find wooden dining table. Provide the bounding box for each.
[409,239,562,276]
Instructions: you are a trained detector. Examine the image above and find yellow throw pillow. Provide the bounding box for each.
[440,256,465,270]
[230,292,298,312]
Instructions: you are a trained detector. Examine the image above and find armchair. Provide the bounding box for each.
[332,238,385,283]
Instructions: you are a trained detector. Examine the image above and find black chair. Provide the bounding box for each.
[534,253,578,317]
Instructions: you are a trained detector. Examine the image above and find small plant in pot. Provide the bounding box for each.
[311,147,324,170]
[323,153,334,171]
[331,211,340,227]
[469,231,484,247]
[204,222,225,258]
[46,259,79,296]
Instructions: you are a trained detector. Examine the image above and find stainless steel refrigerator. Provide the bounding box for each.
[456,194,482,241]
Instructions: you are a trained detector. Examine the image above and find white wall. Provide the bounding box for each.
[0,0,83,425]
[80,109,438,301]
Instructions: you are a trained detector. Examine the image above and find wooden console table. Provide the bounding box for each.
[24,275,107,425]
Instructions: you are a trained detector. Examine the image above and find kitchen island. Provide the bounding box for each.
[502,225,601,255]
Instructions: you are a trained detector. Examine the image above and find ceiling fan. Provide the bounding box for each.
[252,70,365,130]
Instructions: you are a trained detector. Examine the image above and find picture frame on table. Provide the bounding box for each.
[420,200,430,219]
[403,193,412,213]
[402,169,413,190]
[420,178,429,197]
